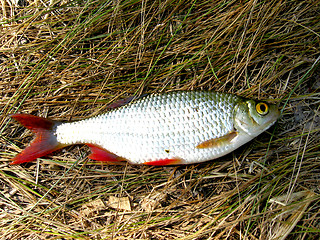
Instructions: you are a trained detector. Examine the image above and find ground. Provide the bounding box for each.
[0,0,319,239]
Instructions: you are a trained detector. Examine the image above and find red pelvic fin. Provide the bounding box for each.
[143,158,182,166]
[86,144,126,162]
[10,114,64,165]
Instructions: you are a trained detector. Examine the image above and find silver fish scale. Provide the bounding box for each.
[56,91,241,164]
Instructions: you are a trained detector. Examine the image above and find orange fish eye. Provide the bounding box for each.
[256,102,269,116]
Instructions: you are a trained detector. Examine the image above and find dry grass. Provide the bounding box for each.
[0,0,319,239]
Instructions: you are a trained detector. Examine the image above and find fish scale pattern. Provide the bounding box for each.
[56,91,241,164]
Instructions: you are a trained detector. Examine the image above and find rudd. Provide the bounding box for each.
[10,91,280,165]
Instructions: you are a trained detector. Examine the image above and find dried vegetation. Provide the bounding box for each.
[0,0,319,239]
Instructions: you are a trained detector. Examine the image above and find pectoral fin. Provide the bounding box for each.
[196,131,238,149]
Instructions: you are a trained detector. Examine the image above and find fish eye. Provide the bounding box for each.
[256,102,269,116]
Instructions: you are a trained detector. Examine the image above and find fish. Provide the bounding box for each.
[9,91,280,165]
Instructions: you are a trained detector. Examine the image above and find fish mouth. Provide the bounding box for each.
[250,107,281,137]
[263,108,280,131]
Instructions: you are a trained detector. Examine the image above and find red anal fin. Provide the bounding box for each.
[196,131,238,149]
[143,158,182,166]
[10,114,64,165]
[86,144,126,162]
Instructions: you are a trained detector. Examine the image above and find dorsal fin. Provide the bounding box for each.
[106,94,148,109]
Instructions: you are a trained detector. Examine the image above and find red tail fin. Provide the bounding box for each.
[10,114,65,165]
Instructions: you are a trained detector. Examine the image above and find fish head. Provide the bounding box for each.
[234,99,280,137]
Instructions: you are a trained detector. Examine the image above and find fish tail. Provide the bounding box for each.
[10,114,65,165]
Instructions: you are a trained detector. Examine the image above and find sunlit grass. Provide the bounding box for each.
[1,0,319,239]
